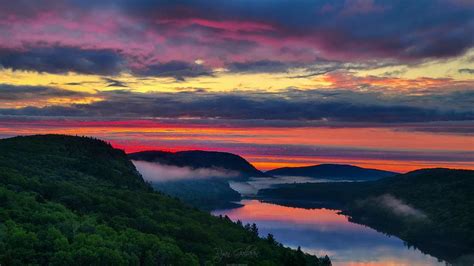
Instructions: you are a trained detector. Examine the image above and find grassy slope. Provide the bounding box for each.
[0,135,330,266]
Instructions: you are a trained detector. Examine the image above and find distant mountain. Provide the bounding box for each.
[266,164,398,180]
[129,150,268,178]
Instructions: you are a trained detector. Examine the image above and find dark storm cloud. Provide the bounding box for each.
[0,47,126,75]
[1,89,473,123]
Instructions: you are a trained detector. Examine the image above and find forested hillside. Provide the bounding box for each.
[129,150,265,210]
[0,135,330,265]
[129,150,268,178]
[151,179,242,210]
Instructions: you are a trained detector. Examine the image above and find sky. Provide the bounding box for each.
[0,0,473,172]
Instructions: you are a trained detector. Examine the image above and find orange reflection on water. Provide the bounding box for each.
[217,200,360,230]
[214,200,444,266]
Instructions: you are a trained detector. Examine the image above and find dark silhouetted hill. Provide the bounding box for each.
[129,150,268,178]
[266,164,397,180]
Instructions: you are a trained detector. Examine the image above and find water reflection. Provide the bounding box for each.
[213,200,444,266]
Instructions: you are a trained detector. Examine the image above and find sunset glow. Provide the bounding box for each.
[0,0,473,172]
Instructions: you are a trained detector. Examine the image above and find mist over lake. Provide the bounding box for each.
[229,176,357,196]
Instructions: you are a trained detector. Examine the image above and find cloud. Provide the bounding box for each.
[0,0,472,72]
[367,194,428,220]
[226,60,295,73]
[459,68,474,74]
[225,59,385,76]
[394,121,474,136]
[132,60,213,81]
[0,84,95,108]
[0,47,126,75]
[339,0,388,16]
[230,176,318,196]
[132,160,238,182]
[1,88,473,123]
[0,0,62,18]
[218,143,474,163]
[228,181,258,196]
[0,46,212,79]
[102,78,128,88]
[0,84,86,100]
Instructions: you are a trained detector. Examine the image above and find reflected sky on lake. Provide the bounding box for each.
[213,200,444,266]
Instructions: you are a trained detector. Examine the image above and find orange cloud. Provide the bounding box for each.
[316,71,474,92]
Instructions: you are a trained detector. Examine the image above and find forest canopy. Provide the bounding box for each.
[0,134,330,265]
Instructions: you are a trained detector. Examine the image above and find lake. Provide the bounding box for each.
[212,199,444,266]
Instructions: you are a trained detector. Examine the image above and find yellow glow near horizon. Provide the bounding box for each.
[1,49,473,104]
[0,68,327,94]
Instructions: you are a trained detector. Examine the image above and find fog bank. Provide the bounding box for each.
[133,160,239,182]
[375,194,428,220]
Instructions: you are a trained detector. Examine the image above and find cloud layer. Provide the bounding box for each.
[359,194,428,220]
[2,87,473,123]
[0,0,473,76]
[0,47,125,75]
[0,1,472,172]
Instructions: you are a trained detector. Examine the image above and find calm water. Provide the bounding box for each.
[212,199,444,266]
